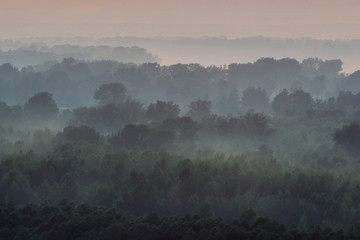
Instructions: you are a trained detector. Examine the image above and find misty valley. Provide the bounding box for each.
[2,44,360,239]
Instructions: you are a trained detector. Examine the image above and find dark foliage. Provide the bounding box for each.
[187,100,212,122]
[1,57,360,236]
[58,126,102,145]
[94,82,128,106]
[272,89,314,116]
[0,201,357,240]
[160,117,201,141]
[146,100,180,124]
[24,92,59,119]
[72,100,145,132]
[109,124,175,151]
[241,86,270,113]
[334,123,360,156]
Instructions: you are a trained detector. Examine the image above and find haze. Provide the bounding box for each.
[1,0,359,39]
[4,0,360,236]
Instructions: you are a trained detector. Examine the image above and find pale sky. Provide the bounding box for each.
[0,0,359,39]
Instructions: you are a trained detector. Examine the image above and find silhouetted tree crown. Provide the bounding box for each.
[24,92,58,119]
[334,123,360,156]
[241,87,270,113]
[272,89,314,116]
[59,125,102,145]
[94,82,128,105]
[146,100,180,124]
[187,100,211,122]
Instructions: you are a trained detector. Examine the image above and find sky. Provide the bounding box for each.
[0,0,359,39]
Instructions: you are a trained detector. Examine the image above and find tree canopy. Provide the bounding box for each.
[94,82,128,106]
[24,92,59,119]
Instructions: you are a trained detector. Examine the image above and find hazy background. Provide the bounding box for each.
[1,0,359,39]
[1,0,360,72]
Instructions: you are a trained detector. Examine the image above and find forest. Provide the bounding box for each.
[1,55,360,238]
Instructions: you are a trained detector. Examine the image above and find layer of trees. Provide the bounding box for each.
[1,58,360,234]
[0,57,353,112]
[0,44,158,67]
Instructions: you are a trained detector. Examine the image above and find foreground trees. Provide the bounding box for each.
[1,201,357,240]
[0,142,359,229]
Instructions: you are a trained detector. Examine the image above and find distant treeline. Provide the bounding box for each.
[0,44,158,68]
[0,57,358,111]
[6,36,360,72]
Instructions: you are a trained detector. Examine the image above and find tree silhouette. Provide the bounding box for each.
[146,100,180,124]
[94,82,127,105]
[24,92,58,119]
[187,100,211,122]
[241,87,270,113]
[334,123,360,156]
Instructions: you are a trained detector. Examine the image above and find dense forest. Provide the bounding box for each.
[1,54,360,238]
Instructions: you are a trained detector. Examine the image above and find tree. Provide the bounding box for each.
[334,123,360,156]
[120,124,151,149]
[287,89,314,115]
[272,89,314,116]
[24,92,58,119]
[214,88,240,115]
[94,82,127,105]
[241,111,273,138]
[146,100,180,124]
[318,59,342,77]
[161,117,200,141]
[71,99,145,132]
[272,89,289,115]
[241,87,270,113]
[111,124,174,150]
[187,100,211,122]
[59,125,102,145]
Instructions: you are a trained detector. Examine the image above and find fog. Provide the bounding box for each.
[2,0,360,237]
